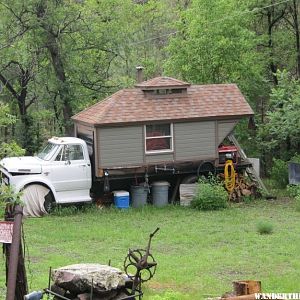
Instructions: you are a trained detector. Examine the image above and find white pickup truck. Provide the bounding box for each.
[0,137,92,216]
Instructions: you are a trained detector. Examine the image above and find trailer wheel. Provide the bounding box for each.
[197,162,215,176]
[181,175,199,184]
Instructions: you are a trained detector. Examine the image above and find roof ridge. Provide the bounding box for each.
[135,76,190,88]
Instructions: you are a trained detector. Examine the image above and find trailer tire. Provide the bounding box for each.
[197,162,215,176]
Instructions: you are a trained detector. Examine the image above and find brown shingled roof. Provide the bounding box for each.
[72,77,253,126]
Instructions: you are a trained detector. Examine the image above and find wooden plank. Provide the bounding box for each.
[179,184,197,206]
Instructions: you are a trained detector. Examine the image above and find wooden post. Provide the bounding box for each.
[5,204,28,300]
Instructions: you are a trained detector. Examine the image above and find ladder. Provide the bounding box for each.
[227,134,270,196]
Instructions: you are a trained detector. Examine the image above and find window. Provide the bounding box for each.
[145,124,173,153]
[54,145,84,161]
[68,145,84,160]
[37,142,60,161]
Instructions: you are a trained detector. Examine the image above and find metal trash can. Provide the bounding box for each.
[151,181,170,207]
[131,185,148,208]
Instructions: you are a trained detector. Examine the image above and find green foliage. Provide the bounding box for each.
[0,141,25,159]
[191,176,228,210]
[256,221,274,235]
[286,184,300,198]
[295,194,300,212]
[258,71,300,160]
[0,185,23,208]
[270,158,289,188]
[165,0,265,99]
[0,103,17,127]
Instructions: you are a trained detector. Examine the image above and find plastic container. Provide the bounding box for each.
[151,181,170,207]
[131,185,148,208]
[113,191,130,209]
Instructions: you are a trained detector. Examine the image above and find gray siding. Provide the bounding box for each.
[145,153,174,163]
[76,123,94,139]
[174,121,216,160]
[98,126,143,167]
[217,120,237,145]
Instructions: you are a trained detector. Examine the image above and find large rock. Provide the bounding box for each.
[52,264,127,295]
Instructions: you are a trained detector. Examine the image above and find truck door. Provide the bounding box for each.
[46,144,92,192]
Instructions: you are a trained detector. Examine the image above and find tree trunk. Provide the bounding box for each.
[36,1,74,136]
[46,33,74,136]
[292,0,300,78]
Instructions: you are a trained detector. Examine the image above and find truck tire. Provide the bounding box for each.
[22,184,55,217]
[44,191,56,214]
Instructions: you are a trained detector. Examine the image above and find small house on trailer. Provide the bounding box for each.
[72,76,253,188]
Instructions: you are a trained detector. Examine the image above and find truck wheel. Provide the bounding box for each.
[44,191,55,214]
[22,184,55,217]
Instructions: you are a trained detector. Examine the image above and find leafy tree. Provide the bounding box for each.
[165,0,265,99]
[258,70,300,161]
[0,103,24,158]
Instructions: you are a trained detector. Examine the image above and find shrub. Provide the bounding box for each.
[295,194,300,212]
[191,176,228,210]
[286,184,300,197]
[270,158,288,188]
[257,221,274,235]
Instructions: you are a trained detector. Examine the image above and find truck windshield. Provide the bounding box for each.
[37,142,59,161]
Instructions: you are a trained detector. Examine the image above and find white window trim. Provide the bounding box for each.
[144,123,174,154]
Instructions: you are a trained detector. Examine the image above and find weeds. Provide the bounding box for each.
[257,221,274,235]
[295,194,300,212]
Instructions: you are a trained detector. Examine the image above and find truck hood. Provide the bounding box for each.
[0,156,42,174]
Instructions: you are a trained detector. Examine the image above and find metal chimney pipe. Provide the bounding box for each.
[136,66,144,83]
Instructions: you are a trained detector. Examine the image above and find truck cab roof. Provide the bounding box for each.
[49,137,86,145]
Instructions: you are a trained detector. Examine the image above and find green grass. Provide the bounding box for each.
[1,198,300,299]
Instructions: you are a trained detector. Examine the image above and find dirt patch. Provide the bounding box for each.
[148,281,180,291]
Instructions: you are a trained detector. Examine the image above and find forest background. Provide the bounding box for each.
[0,0,300,179]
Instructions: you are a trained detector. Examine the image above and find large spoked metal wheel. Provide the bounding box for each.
[124,249,157,283]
